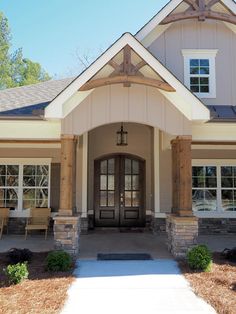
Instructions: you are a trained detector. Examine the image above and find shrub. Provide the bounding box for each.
[5,262,29,284]
[46,251,72,272]
[187,245,212,272]
[7,248,33,264]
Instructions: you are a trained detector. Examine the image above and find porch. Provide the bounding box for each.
[0,232,235,258]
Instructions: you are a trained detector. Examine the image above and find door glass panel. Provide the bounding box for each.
[108,191,115,207]
[125,191,132,206]
[132,175,139,190]
[125,159,132,174]
[100,175,107,190]
[125,175,132,190]
[132,160,139,174]
[100,160,107,174]
[108,175,114,190]
[100,191,107,207]
[132,191,140,207]
[108,159,115,174]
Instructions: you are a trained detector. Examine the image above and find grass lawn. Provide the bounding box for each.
[0,252,74,314]
[180,253,236,314]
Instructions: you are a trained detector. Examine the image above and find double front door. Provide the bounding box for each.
[94,155,145,227]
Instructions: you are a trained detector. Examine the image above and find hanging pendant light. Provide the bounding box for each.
[116,123,128,146]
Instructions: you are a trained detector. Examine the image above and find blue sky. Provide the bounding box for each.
[1,0,169,78]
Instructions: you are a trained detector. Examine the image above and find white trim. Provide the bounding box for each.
[182,49,218,99]
[0,120,61,140]
[82,133,88,218]
[45,33,209,122]
[135,0,183,41]
[154,128,161,217]
[135,0,236,42]
[192,159,236,217]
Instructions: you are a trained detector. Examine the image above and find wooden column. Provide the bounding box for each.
[59,134,76,216]
[171,136,192,216]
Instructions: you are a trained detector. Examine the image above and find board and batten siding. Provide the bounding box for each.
[62,84,191,136]
[148,19,236,106]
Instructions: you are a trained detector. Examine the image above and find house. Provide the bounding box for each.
[0,0,236,258]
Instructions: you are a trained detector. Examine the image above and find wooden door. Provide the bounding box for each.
[94,155,145,227]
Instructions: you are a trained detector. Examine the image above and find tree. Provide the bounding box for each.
[0,12,50,89]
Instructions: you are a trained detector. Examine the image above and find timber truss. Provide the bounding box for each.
[161,0,236,25]
[79,45,175,92]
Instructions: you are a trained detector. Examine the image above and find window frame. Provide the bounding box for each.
[182,49,218,99]
[0,158,51,217]
[192,159,236,218]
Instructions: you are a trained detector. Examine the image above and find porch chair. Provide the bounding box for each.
[0,208,9,240]
[25,208,51,240]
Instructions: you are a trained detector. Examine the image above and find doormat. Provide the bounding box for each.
[97,253,152,260]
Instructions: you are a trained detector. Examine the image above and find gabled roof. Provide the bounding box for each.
[136,0,236,46]
[45,32,209,121]
[0,78,74,118]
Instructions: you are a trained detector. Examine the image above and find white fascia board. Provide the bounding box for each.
[45,32,209,121]
[62,90,93,118]
[224,22,236,34]
[192,122,236,141]
[128,37,209,120]
[135,0,182,41]
[0,120,61,139]
[222,0,236,14]
[45,35,137,119]
[141,24,171,47]
[136,0,236,44]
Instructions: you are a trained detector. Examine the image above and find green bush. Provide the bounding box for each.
[5,262,29,284]
[46,251,72,272]
[187,245,212,272]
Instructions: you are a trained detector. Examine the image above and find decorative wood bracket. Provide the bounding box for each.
[79,45,175,92]
[79,75,175,92]
[161,0,236,25]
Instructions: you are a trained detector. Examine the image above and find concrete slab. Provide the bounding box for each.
[62,260,216,314]
[0,235,54,252]
[79,232,172,259]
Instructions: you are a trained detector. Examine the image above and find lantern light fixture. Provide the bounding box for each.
[116,123,128,146]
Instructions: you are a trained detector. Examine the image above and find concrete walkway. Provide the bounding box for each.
[61,260,216,314]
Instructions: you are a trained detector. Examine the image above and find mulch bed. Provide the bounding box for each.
[0,252,75,314]
[179,253,236,314]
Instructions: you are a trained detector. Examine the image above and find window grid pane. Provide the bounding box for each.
[221,166,236,211]
[192,166,217,211]
[189,59,210,94]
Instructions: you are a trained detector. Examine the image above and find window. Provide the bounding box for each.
[0,165,19,209]
[192,161,236,213]
[182,49,218,98]
[192,166,217,211]
[23,165,49,209]
[0,159,51,214]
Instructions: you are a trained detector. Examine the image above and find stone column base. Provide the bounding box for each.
[80,217,89,234]
[167,214,198,259]
[53,215,80,259]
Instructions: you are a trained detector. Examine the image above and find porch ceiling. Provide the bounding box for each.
[45,33,209,122]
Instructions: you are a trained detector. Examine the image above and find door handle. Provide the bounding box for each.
[120,193,124,206]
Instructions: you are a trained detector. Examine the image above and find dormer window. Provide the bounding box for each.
[182,49,218,99]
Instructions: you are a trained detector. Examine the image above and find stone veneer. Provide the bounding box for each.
[167,215,198,258]
[53,215,80,258]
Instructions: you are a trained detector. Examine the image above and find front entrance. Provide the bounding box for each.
[94,155,145,227]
